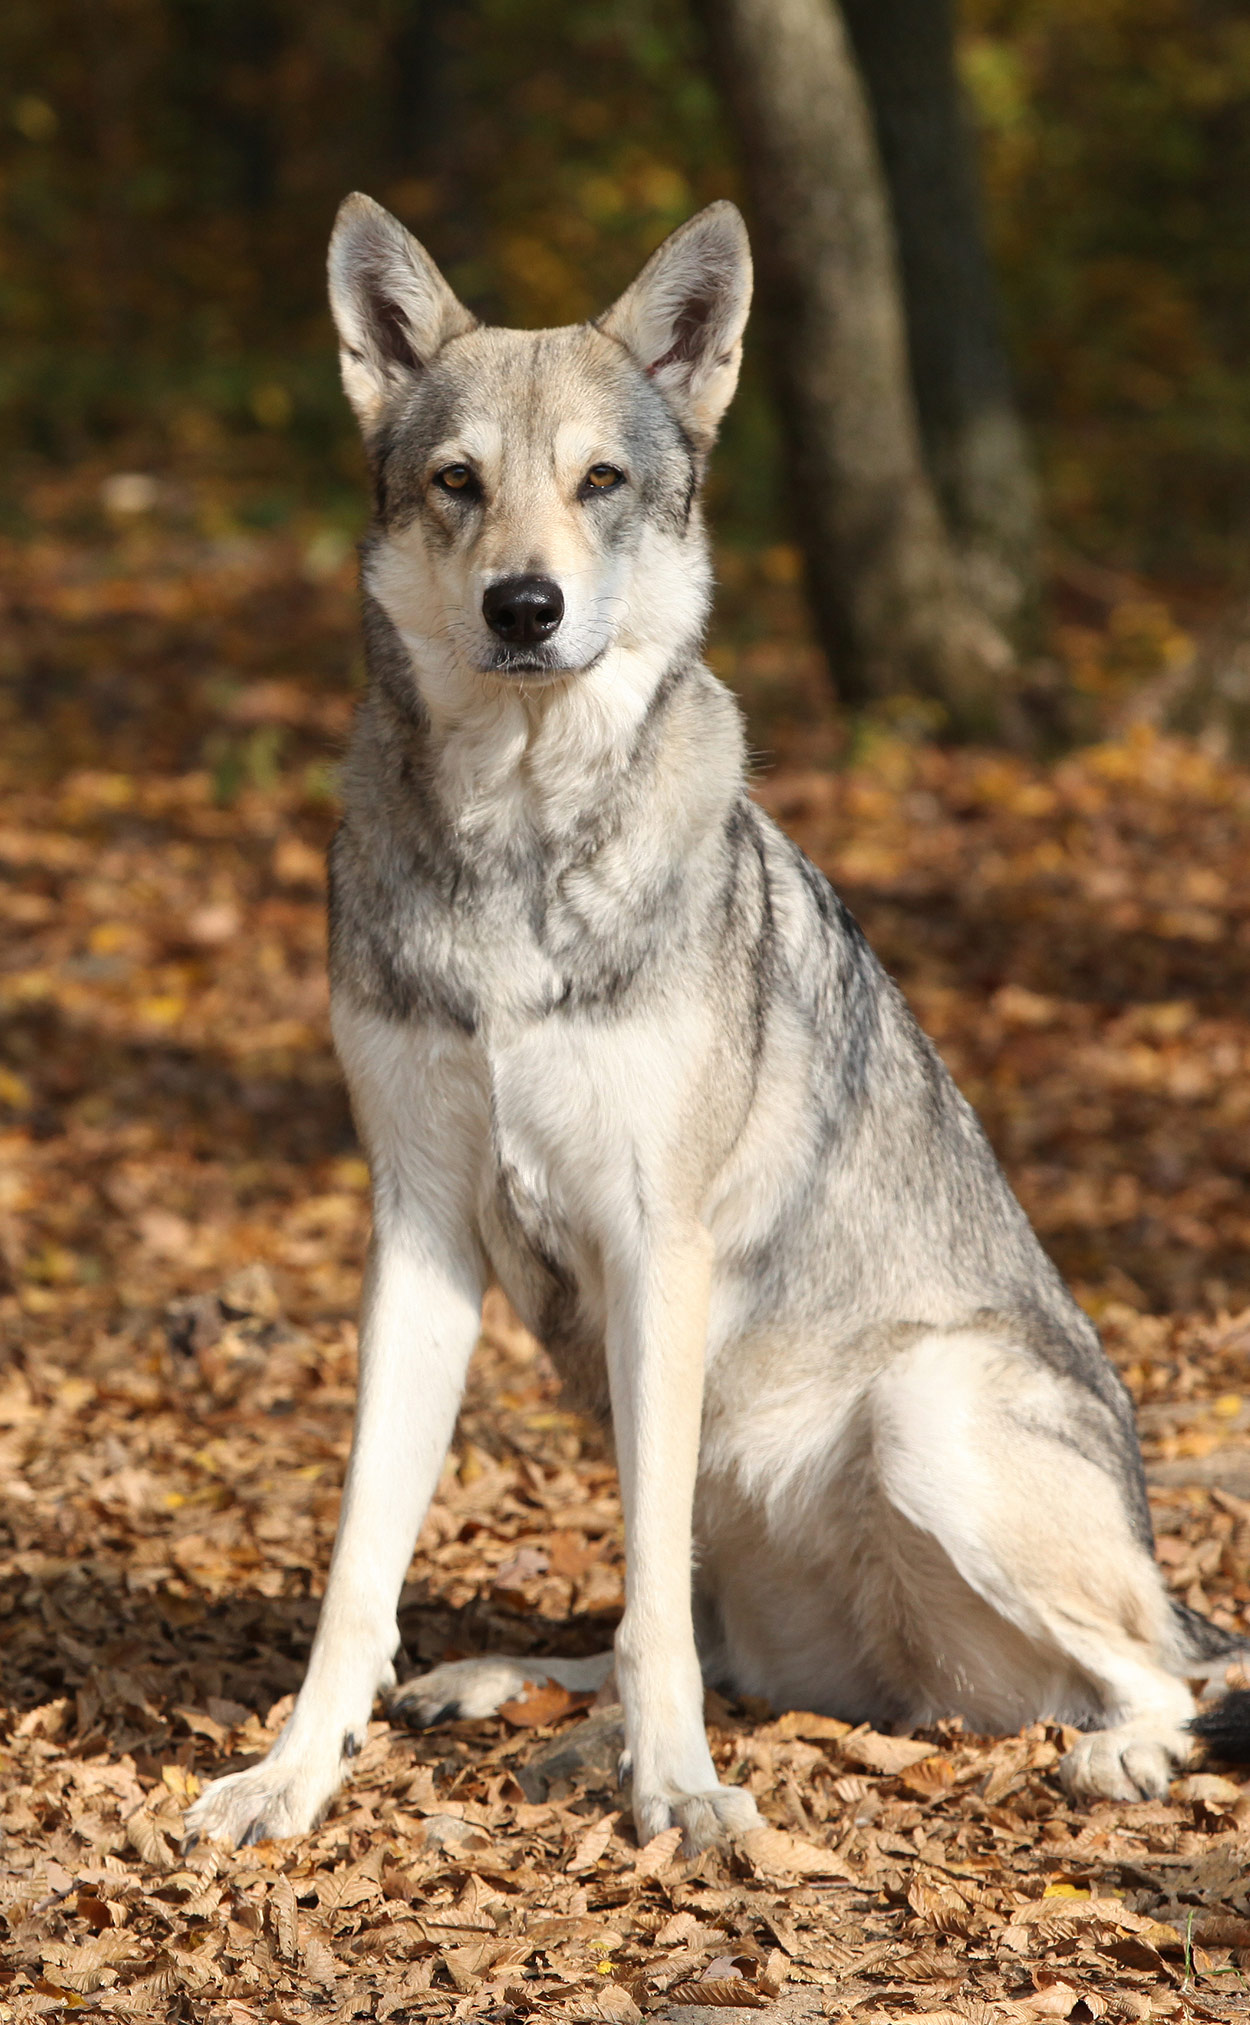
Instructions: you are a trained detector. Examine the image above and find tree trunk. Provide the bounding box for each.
[842,0,1038,636]
[694,0,1014,731]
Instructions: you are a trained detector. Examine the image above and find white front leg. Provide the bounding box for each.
[185,1227,482,1846]
[186,1008,488,1848]
[607,1224,760,1850]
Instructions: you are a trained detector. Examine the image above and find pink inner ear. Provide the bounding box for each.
[370,284,420,372]
[645,290,718,379]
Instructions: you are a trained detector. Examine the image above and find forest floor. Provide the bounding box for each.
[2,486,1250,2022]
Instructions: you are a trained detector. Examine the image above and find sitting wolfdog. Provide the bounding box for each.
[186,197,1247,1851]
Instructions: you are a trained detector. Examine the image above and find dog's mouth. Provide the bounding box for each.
[480,642,609,684]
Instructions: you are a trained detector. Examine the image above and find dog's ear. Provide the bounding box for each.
[328,193,476,434]
[597,201,752,450]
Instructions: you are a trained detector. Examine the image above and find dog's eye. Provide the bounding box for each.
[435,465,476,494]
[583,464,624,493]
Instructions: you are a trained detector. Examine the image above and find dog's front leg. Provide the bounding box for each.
[184,1226,482,1847]
[608,1224,760,1852]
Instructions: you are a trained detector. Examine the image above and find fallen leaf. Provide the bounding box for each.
[581,1986,644,2024]
[268,1874,298,1959]
[497,1677,595,1727]
[567,1811,621,1872]
[665,1977,767,2008]
[840,1727,943,1775]
[301,1932,339,1990]
[633,1824,683,1876]
[741,1826,852,1878]
[770,1709,852,1742]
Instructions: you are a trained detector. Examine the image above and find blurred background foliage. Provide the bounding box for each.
[4,0,1250,585]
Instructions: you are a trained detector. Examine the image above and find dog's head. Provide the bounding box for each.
[328,195,751,695]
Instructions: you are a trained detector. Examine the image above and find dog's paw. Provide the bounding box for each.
[1059,1726,1187,1803]
[182,1755,337,1850]
[633,1781,761,1854]
[387,1657,551,1727]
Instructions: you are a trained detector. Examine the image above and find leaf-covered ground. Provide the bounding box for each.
[2,503,1250,2021]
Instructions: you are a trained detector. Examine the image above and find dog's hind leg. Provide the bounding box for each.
[870,1330,1198,1802]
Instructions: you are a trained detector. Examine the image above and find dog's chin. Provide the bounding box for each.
[479,642,610,688]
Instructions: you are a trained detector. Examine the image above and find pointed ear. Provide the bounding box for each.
[327,193,477,435]
[597,201,752,450]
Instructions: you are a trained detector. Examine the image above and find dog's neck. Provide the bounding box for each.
[357,554,721,857]
[413,641,686,845]
[341,601,746,963]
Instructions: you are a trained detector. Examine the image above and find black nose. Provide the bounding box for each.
[482,574,564,646]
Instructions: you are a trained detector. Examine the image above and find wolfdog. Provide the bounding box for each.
[186,196,1248,1851]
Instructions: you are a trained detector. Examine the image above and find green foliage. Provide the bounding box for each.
[965,0,1250,577]
[5,0,1250,577]
[0,0,759,514]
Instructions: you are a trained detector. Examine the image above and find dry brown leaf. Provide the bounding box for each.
[1195,1913,1250,1946]
[900,1754,959,1797]
[1014,1896,1176,1940]
[442,1939,495,1990]
[377,1960,437,2015]
[267,1873,298,1959]
[319,1856,382,1912]
[301,1931,339,1990]
[655,1910,712,1947]
[908,1877,978,1936]
[498,1677,597,1726]
[1023,1980,1082,2018]
[41,1932,141,1983]
[741,1826,852,1878]
[566,1810,621,1872]
[759,1947,788,1992]
[172,1705,229,1745]
[840,1727,943,1775]
[633,1824,683,1876]
[123,1807,174,1870]
[769,1710,852,1742]
[74,1888,120,1931]
[1173,1771,1244,1806]
[665,1976,768,2008]
[580,1986,645,2024]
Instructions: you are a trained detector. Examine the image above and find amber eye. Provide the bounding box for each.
[584,464,624,492]
[435,464,476,493]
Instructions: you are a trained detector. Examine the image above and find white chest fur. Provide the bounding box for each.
[331,990,714,1315]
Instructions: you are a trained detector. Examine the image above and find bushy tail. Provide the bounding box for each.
[1170,1601,1250,1761]
[1191,1690,1250,1763]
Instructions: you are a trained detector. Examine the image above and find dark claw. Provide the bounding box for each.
[239,1817,268,1847]
[181,1832,200,1856]
[393,1695,460,1730]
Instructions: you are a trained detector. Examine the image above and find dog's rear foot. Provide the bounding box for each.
[387,1652,614,1728]
[1059,1724,1191,1803]
[388,1658,551,1727]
